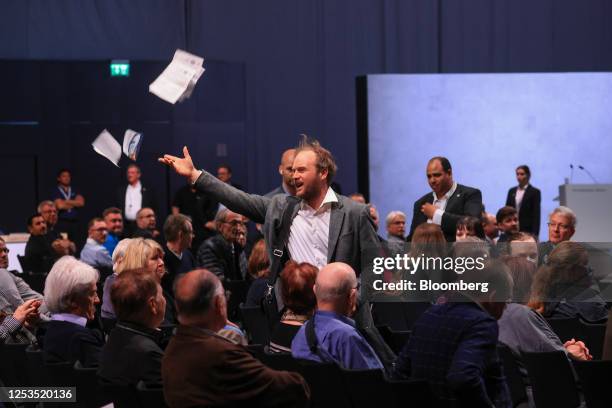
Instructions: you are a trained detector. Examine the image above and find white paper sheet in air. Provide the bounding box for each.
[149,49,206,104]
[123,129,143,161]
[92,129,122,166]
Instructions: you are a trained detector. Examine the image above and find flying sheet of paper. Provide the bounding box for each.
[123,129,143,161]
[92,129,122,166]
[149,49,206,104]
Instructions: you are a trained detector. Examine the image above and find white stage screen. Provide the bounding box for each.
[366,73,612,241]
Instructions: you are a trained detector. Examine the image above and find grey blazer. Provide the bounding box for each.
[193,171,379,275]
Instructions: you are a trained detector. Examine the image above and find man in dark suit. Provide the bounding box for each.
[98,269,165,387]
[160,139,395,368]
[162,269,310,407]
[264,148,297,197]
[408,157,483,242]
[392,261,513,407]
[116,164,157,235]
[506,165,541,237]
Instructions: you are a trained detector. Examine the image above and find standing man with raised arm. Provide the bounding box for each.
[160,137,394,367]
[408,157,483,242]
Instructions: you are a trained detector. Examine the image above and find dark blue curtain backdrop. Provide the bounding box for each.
[1,0,612,223]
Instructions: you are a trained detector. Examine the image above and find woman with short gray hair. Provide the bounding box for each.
[43,256,104,367]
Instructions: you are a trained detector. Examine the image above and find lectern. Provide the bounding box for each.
[559,184,612,242]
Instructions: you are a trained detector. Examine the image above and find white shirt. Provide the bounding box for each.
[515,184,528,211]
[429,182,458,225]
[51,313,87,327]
[287,187,338,269]
[125,181,143,221]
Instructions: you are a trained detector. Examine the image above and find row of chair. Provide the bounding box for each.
[546,317,607,360]
[499,344,612,408]
[0,342,166,408]
[248,344,433,408]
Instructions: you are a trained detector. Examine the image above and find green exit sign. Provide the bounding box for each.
[110,60,130,77]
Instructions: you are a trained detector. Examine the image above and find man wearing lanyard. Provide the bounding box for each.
[51,169,85,244]
[408,157,483,242]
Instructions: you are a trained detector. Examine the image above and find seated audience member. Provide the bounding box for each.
[455,215,485,241]
[507,231,539,264]
[43,256,104,367]
[98,269,166,387]
[102,207,124,256]
[349,192,366,204]
[481,211,499,245]
[38,200,76,254]
[22,214,56,273]
[197,209,248,282]
[115,238,175,325]
[172,182,219,252]
[0,299,40,344]
[132,207,162,243]
[244,239,271,307]
[498,256,590,403]
[407,223,448,300]
[24,213,63,273]
[162,214,196,294]
[162,269,310,407]
[530,241,607,323]
[1,237,46,343]
[292,262,383,370]
[392,260,513,408]
[539,206,576,265]
[80,218,113,270]
[269,261,317,353]
[100,238,132,322]
[496,206,519,243]
[385,211,407,243]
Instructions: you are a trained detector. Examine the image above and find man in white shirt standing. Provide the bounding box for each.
[116,164,157,235]
[408,157,483,242]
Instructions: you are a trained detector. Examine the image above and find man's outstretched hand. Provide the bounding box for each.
[159,146,201,183]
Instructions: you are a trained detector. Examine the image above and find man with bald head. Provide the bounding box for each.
[162,269,309,407]
[291,262,383,370]
[265,148,297,197]
[408,157,483,242]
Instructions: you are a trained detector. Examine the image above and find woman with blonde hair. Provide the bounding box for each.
[103,238,173,326]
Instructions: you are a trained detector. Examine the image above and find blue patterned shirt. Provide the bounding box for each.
[291,310,383,370]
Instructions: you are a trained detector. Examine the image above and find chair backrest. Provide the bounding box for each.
[20,271,47,294]
[521,350,580,408]
[25,345,49,386]
[297,360,351,408]
[340,367,393,407]
[0,342,30,387]
[260,346,301,372]
[17,254,31,273]
[547,317,583,343]
[497,343,528,408]
[604,308,612,360]
[239,303,271,344]
[376,325,411,354]
[136,380,167,408]
[372,302,430,331]
[387,378,434,408]
[580,320,606,360]
[74,360,110,408]
[572,360,612,408]
[224,280,251,322]
[99,382,142,408]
